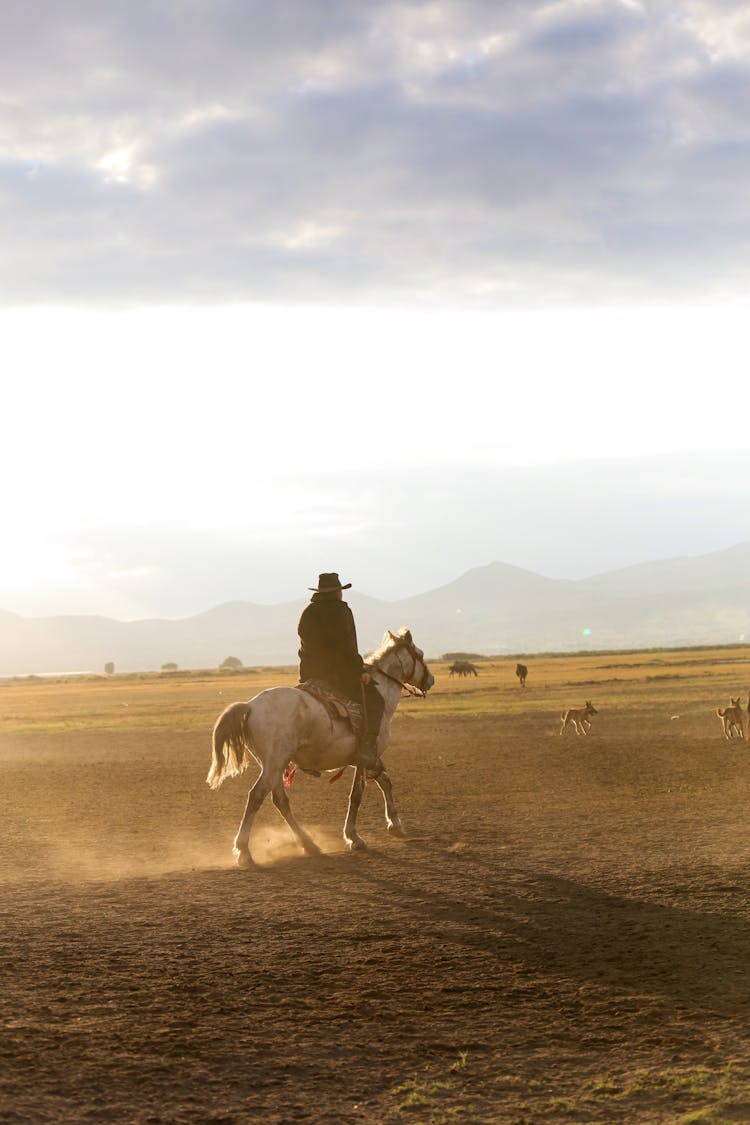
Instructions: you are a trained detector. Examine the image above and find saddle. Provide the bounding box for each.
[296,679,364,736]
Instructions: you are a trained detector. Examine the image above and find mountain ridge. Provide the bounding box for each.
[2,542,750,674]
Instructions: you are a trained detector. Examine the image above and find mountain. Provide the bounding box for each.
[2,544,750,675]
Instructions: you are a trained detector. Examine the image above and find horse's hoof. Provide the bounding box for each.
[346,836,368,852]
[303,841,322,857]
[388,822,407,838]
[234,850,254,869]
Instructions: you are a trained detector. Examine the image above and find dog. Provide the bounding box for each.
[560,700,598,735]
[716,697,745,739]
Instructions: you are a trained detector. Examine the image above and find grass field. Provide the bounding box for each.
[3,645,749,728]
[2,647,750,1123]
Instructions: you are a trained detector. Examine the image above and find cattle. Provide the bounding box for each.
[449,660,478,678]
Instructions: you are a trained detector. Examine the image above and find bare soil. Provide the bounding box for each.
[2,659,750,1123]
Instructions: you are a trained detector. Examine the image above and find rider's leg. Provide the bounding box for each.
[359,682,385,769]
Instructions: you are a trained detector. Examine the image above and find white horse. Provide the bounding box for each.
[207,628,434,866]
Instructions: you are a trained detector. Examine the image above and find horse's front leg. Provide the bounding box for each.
[271,784,321,857]
[374,768,406,837]
[233,771,273,867]
[343,767,368,851]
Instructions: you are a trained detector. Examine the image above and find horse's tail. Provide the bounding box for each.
[207,702,253,790]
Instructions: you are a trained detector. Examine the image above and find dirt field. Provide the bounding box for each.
[2,649,750,1123]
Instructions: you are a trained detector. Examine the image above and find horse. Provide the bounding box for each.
[515,663,528,688]
[716,697,744,740]
[560,700,598,736]
[207,628,434,866]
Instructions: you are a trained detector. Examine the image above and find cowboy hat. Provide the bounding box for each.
[308,572,352,592]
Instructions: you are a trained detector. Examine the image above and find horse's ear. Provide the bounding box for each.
[388,630,397,641]
[404,629,412,644]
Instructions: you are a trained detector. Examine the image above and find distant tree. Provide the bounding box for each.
[220,656,243,669]
[161,662,178,671]
[104,661,115,675]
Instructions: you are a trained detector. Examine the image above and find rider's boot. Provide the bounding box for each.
[358,727,381,772]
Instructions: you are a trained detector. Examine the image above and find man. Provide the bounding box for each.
[297,573,385,770]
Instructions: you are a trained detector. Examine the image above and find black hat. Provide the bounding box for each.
[309,572,352,592]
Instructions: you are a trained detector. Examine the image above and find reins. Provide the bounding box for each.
[365,643,427,698]
[370,665,425,697]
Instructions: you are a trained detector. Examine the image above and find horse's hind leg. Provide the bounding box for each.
[233,772,273,867]
[271,784,321,857]
[374,769,406,838]
[344,767,368,851]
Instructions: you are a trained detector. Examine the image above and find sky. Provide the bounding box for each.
[2,0,750,619]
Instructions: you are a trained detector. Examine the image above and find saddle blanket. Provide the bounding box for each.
[296,679,364,735]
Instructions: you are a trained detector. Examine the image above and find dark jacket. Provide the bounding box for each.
[297,593,364,700]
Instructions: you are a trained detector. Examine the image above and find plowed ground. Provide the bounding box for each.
[2,650,750,1123]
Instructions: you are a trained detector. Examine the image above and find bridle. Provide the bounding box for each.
[367,639,430,698]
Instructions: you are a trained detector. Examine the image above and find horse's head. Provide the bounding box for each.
[383,628,434,695]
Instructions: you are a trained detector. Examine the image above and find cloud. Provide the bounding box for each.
[2,1,750,306]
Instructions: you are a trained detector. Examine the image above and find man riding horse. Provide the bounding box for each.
[297,573,385,771]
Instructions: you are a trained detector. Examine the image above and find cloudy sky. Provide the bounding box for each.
[2,0,750,619]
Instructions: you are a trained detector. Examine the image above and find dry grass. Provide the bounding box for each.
[3,644,748,731]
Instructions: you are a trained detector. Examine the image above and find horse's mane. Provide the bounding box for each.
[368,627,411,664]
